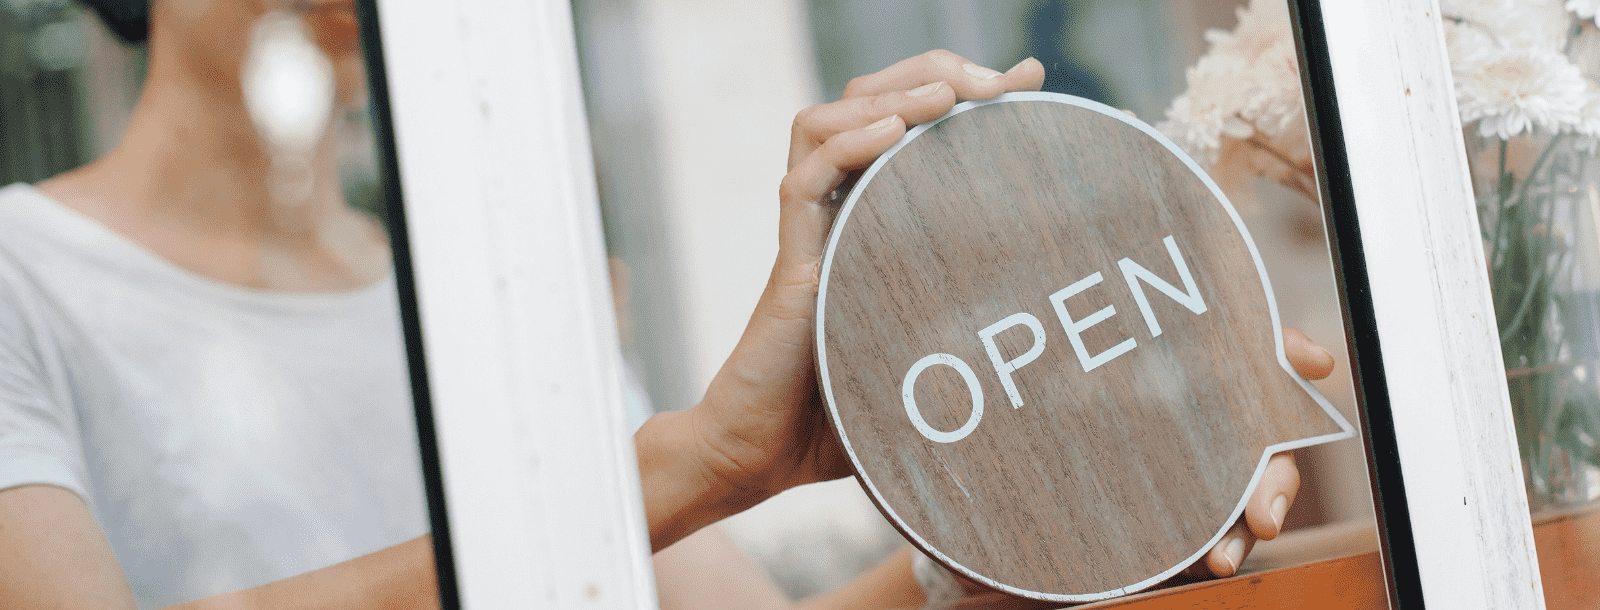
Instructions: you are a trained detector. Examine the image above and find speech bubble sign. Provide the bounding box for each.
[815,92,1355,602]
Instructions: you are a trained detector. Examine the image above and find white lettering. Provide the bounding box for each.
[1118,235,1207,338]
[1048,272,1137,372]
[902,353,985,443]
[902,235,1207,442]
[977,312,1048,409]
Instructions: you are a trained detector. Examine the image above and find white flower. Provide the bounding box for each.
[1570,0,1600,21]
[1445,19,1497,63]
[1575,90,1600,152]
[1157,0,1303,164]
[1571,23,1600,81]
[1443,0,1572,53]
[1455,46,1589,138]
[1156,0,1315,211]
[1158,93,1227,166]
[1511,0,1579,51]
[1440,0,1513,23]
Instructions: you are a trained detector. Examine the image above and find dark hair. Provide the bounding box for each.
[79,0,149,44]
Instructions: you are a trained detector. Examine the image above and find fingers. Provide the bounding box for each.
[777,114,906,260]
[789,51,1045,172]
[787,55,1046,169]
[1244,452,1300,541]
[842,50,1045,102]
[788,82,956,169]
[1200,520,1254,578]
[1190,453,1298,578]
[764,51,1048,335]
[998,57,1046,94]
[1283,327,1335,380]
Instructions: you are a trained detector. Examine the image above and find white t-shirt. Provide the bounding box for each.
[0,184,428,608]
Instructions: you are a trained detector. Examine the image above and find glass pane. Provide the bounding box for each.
[1440,2,1600,608]
[0,2,436,607]
[575,0,1388,606]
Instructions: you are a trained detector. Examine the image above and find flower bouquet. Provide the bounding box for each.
[1161,0,1600,509]
[1444,0,1600,509]
[1157,0,1313,215]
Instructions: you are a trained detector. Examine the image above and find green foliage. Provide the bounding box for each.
[1483,134,1600,505]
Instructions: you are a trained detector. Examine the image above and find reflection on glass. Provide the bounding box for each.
[1441,1,1600,607]
[577,0,1381,605]
[0,2,431,608]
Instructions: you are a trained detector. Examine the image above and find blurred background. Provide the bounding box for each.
[1,0,138,184]
[1,0,1375,600]
[0,0,384,219]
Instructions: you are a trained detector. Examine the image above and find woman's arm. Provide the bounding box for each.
[652,524,924,610]
[654,526,791,610]
[0,485,137,609]
[173,537,438,610]
[0,484,438,610]
[793,547,927,610]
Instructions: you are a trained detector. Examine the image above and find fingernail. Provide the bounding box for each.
[907,81,945,97]
[1005,57,1034,73]
[963,63,1002,80]
[867,114,899,130]
[1224,537,1245,574]
[1271,495,1289,531]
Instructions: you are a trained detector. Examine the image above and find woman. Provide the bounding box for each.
[0,1,1319,608]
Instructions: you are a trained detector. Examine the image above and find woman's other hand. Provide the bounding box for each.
[1189,327,1332,578]
[933,328,1334,606]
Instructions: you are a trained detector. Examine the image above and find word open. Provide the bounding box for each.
[902,235,1206,443]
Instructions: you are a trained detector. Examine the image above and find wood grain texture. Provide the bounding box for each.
[936,506,1600,609]
[1530,504,1600,610]
[817,94,1352,601]
[942,521,1384,609]
[1070,553,1388,610]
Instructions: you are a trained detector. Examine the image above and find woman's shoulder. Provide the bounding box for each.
[0,184,103,312]
[0,183,117,274]
[0,185,53,303]
[0,183,127,368]
[0,182,130,256]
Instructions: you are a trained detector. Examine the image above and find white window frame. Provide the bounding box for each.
[1305,0,1543,607]
[366,0,1544,607]
[366,0,654,607]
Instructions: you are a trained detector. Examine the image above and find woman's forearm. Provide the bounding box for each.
[169,535,439,610]
[635,409,775,552]
[793,546,926,610]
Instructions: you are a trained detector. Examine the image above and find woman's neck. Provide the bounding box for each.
[36,44,390,293]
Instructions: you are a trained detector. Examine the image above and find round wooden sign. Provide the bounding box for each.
[815,92,1355,602]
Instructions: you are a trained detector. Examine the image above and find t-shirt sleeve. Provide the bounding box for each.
[0,260,86,498]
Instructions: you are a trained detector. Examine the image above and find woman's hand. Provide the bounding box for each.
[636,51,1046,550]
[702,50,1047,496]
